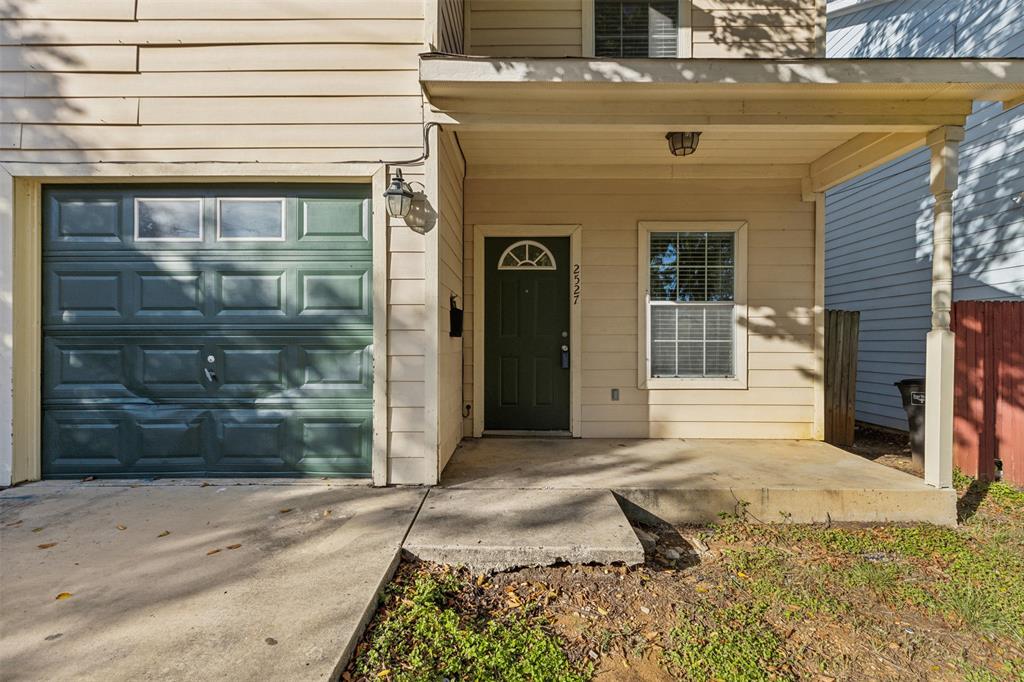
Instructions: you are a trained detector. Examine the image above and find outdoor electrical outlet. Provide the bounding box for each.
[611,389,620,401]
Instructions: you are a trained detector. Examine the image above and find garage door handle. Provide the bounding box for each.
[204,368,218,383]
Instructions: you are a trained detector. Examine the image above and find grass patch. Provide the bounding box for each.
[351,566,589,682]
[664,598,790,681]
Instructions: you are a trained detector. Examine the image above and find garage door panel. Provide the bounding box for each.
[44,186,371,253]
[45,191,125,246]
[294,412,373,474]
[45,260,372,327]
[46,335,372,401]
[44,407,373,477]
[138,271,205,318]
[43,184,374,478]
[298,197,370,245]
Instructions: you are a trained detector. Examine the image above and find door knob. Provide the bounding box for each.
[204,368,218,382]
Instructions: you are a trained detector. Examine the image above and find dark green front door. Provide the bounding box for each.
[484,237,570,431]
[41,184,373,477]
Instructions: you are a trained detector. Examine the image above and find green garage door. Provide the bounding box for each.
[42,184,373,478]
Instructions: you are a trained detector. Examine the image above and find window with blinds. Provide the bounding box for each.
[595,1,679,58]
[648,231,736,378]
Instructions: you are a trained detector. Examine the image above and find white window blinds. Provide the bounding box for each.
[648,231,736,378]
[595,1,679,58]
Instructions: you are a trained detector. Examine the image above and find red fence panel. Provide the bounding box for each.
[952,301,1024,485]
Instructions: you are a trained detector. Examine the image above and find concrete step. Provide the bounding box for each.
[403,488,645,573]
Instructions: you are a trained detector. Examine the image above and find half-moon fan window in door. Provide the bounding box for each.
[497,240,557,270]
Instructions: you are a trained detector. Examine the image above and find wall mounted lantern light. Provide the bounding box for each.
[383,168,415,219]
[666,131,702,156]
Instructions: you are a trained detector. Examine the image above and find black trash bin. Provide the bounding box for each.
[895,378,926,470]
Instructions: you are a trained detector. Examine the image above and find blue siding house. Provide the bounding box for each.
[825,0,1024,430]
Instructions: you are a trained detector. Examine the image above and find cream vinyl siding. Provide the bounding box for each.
[0,0,434,485]
[690,0,826,58]
[465,0,584,57]
[463,175,816,439]
[462,0,824,58]
[437,131,466,471]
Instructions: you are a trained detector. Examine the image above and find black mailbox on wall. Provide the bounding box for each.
[449,294,463,338]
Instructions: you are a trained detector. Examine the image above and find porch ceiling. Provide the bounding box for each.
[423,55,1024,188]
[455,129,858,171]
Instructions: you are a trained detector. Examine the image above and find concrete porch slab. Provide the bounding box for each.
[0,482,426,682]
[403,488,645,572]
[440,438,957,526]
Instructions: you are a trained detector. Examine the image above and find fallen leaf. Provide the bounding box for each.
[55,592,73,600]
[32,527,44,533]
[116,524,127,531]
[37,543,57,549]
[476,574,485,586]
[597,606,609,616]
[207,548,222,556]
[278,508,293,514]
[81,476,95,482]
[226,544,242,550]
[200,482,210,487]
[377,670,391,678]
[157,530,170,538]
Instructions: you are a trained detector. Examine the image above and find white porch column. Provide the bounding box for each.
[924,125,964,489]
[0,166,13,487]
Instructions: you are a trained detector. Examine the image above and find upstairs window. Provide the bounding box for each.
[595,0,679,58]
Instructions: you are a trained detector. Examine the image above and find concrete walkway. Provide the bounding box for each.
[0,482,426,682]
[404,488,644,572]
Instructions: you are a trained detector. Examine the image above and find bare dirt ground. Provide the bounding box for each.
[840,423,922,477]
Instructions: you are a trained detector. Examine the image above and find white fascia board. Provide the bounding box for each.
[420,56,1024,88]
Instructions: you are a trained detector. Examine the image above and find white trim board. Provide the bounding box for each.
[472,224,582,439]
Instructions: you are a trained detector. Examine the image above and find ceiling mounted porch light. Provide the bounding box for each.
[666,131,702,157]
[383,169,414,219]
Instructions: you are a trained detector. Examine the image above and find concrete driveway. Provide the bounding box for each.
[0,481,426,681]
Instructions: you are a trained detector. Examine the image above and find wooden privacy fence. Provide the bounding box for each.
[952,301,1024,486]
[825,309,860,446]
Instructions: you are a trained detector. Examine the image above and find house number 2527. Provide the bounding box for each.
[573,264,581,304]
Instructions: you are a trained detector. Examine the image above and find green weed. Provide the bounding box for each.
[354,570,589,682]
[664,599,791,681]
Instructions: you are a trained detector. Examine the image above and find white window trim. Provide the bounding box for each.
[583,0,692,59]
[216,197,287,242]
[637,221,748,390]
[134,197,204,243]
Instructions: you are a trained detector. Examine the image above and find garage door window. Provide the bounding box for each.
[135,198,203,241]
[217,198,286,241]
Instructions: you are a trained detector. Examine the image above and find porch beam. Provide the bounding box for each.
[924,124,964,490]
[807,132,927,192]
[428,98,974,118]
[420,56,1024,88]
[467,163,810,180]
[431,113,965,135]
